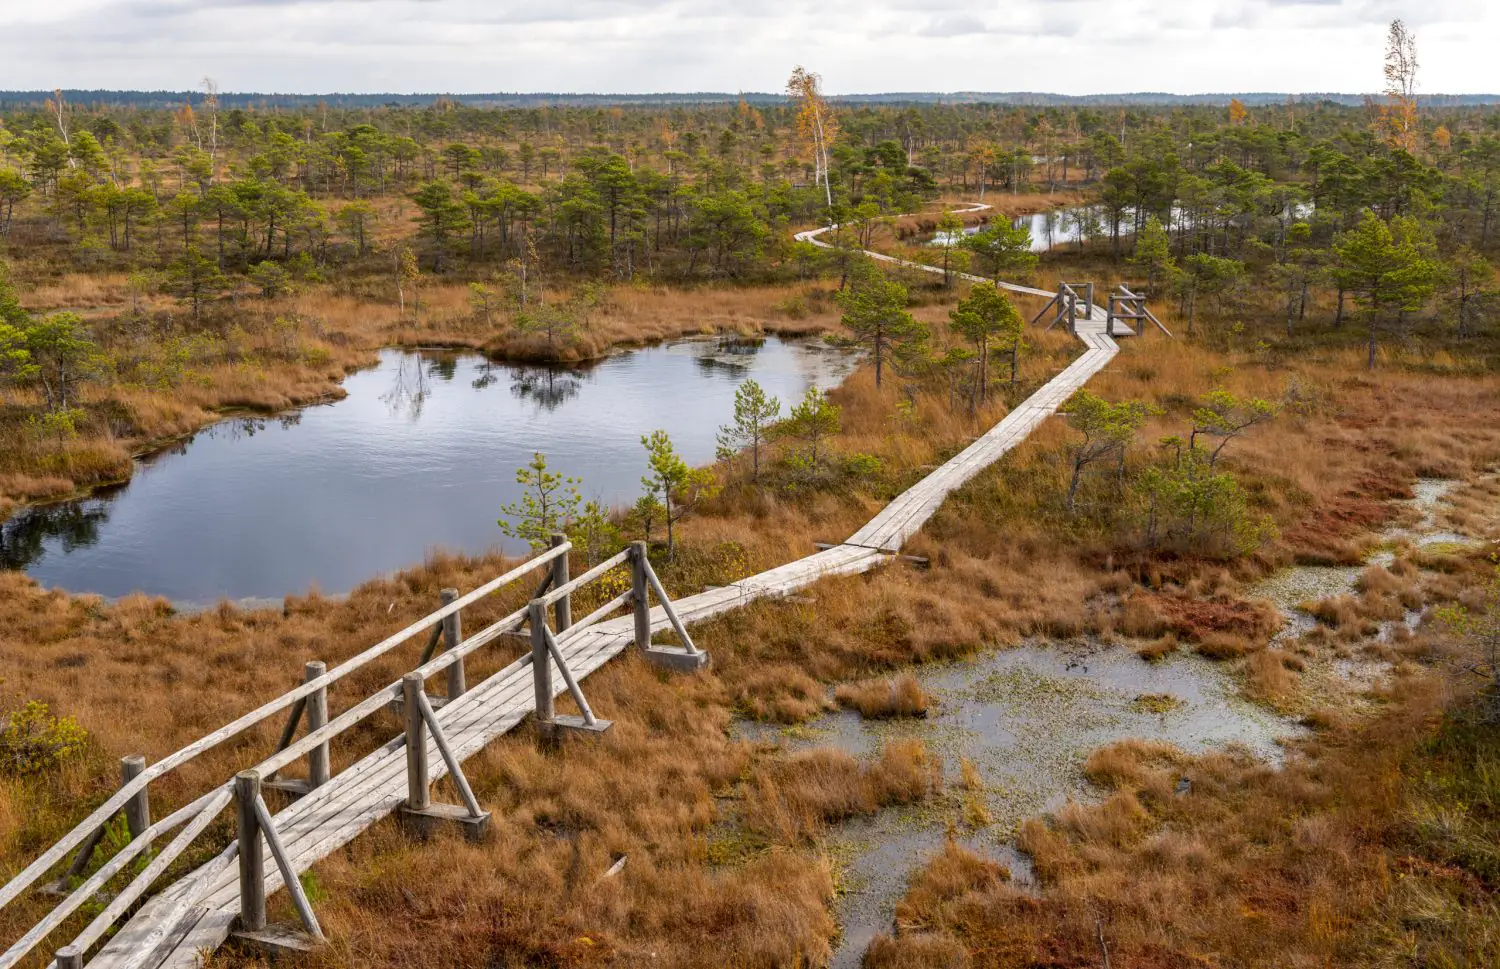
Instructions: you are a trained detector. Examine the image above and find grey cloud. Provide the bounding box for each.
[0,0,1495,94]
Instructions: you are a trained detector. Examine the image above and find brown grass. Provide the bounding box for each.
[834,674,930,719]
[2,250,1500,964]
[743,740,942,844]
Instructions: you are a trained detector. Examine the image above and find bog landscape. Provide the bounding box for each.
[0,13,1497,969]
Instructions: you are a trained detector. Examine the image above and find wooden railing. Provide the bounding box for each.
[1032,281,1095,335]
[0,540,577,969]
[1106,284,1173,337]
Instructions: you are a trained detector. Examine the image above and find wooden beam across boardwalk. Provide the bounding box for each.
[13,204,1127,969]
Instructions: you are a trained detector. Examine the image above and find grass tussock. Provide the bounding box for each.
[834,674,931,719]
[863,841,1015,969]
[743,740,942,844]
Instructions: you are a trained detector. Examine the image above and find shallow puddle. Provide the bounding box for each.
[1250,478,1473,647]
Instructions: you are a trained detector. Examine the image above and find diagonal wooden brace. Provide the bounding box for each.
[528,601,613,741]
[637,553,710,673]
[397,674,492,839]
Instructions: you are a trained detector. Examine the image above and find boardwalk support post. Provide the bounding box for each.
[266,662,330,798]
[121,755,150,838]
[397,674,491,840]
[529,601,612,742]
[234,771,266,934]
[233,769,326,955]
[630,541,652,652]
[54,946,81,969]
[630,543,710,673]
[551,533,572,632]
[440,588,466,701]
[306,662,330,789]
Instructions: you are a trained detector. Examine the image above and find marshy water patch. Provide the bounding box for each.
[1252,478,1474,648]
[737,640,1300,967]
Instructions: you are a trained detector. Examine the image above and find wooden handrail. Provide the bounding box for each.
[65,788,234,962]
[536,548,629,608]
[0,792,224,969]
[255,605,528,778]
[566,590,633,637]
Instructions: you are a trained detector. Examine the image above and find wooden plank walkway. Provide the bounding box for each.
[39,205,1123,969]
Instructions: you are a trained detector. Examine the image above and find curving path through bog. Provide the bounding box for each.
[33,204,1123,969]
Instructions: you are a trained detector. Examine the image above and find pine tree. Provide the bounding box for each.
[948,284,1024,406]
[641,430,718,560]
[716,379,781,481]
[962,219,1037,284]
[836,259,929,388]
[498,452,582,550]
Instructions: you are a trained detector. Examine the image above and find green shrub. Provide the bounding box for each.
[0,701,88,776]
[1136,448,1275,558]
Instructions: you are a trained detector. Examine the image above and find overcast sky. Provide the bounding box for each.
[0,0,1495,95]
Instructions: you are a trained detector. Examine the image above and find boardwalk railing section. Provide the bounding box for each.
[1106,284,1173,338]
[4,203,1153,969]
[0,536,712,968]
[1032,282,1095,336]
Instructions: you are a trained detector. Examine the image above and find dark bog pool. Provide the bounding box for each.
[1,337,855,608]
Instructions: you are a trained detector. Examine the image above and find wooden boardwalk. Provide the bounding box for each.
[8,205,1122,969]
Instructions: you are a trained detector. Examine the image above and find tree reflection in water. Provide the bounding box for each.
[427,355,460,383]
[0,497,116,570]
[693,337,765,377]
[472,357,501,391]
[508,366,584,412]
[381,354,432,420]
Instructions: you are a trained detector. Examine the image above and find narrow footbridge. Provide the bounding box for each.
[1,206,1133,969]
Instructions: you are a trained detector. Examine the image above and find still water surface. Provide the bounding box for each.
[1,338,855,607]
[930,208,1096,252]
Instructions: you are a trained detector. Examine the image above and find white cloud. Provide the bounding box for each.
[0,0,1495,94]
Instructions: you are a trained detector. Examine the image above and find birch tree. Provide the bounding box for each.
[787,66,836,210]
[1380,20,1419,153]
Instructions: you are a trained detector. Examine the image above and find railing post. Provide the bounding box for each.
[630,542,651,651]
[55,946,82,969]
[402,674,429,813]
[440,588,466,700]
[122,755,150,838]
[550,533,572,632]
[53,754,145,888]
[305,661,330,789]
[235,770,266,934]
[398,673,492,839]
[529,601,555,726]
